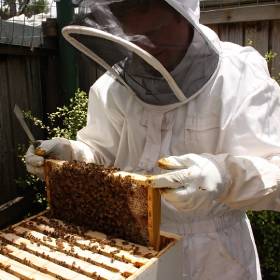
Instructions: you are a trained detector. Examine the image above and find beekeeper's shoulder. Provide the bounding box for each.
[88,71,130,110]
[220,40,270,79]
[90,72,126,103]
[89,72,117,100]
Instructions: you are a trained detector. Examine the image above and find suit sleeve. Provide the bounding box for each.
[215,77,280,211]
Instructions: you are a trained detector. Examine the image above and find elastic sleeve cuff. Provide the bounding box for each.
[201,153,233,201]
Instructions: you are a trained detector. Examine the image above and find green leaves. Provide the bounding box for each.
[264,51,277,63]
[248,211,280,279]
[24,89,88,140]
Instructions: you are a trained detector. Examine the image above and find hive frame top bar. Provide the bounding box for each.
[0,210,182,280]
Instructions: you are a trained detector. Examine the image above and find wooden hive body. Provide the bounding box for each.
[0,211,183,280]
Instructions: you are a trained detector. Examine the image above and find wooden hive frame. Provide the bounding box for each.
[44,160,161,250]
[0,211,182,280]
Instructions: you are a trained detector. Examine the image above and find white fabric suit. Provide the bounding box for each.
[63,1,280,279]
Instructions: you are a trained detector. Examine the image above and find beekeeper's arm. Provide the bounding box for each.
[25,77,122,179]
[148,77,280,212]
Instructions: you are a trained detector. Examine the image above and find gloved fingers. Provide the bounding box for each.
[149,168,200,188]
[149,173,183,188]
[114,171,148,182]
[113,171,182,188]
[25,145,44,167]
[33,140,43,149]
[35,139,59,157]
[161,187,190,202]
[32,140,46,157]
[158,154,197,170]
[114,167,201,189]
[161,184,202,211]
[26,164,45,180]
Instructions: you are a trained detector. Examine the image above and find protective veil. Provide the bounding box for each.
[62,1,280,279]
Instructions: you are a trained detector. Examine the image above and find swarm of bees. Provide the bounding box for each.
[46,161,150,245]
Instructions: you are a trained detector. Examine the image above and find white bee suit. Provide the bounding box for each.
[62,0,280,279]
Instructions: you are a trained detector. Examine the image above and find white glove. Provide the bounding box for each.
[25,137,73,179]
[149,154,230,211]
[107,153,280,211]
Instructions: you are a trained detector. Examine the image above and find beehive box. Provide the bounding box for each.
[44,160,161,250]
[0,211,182,280]
[0,160,183,279]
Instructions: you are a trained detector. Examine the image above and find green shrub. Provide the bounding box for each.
[248,211,280,279]
[24,88,88,140]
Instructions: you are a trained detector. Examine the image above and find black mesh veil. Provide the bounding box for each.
[64,0,219,106]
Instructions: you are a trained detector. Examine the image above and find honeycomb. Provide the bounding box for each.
[45,161,159,247]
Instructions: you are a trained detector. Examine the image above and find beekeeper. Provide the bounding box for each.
[25,0,280,279]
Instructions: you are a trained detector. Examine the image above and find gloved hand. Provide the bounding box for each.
[25,137,73,179]
[150,154,230,210]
